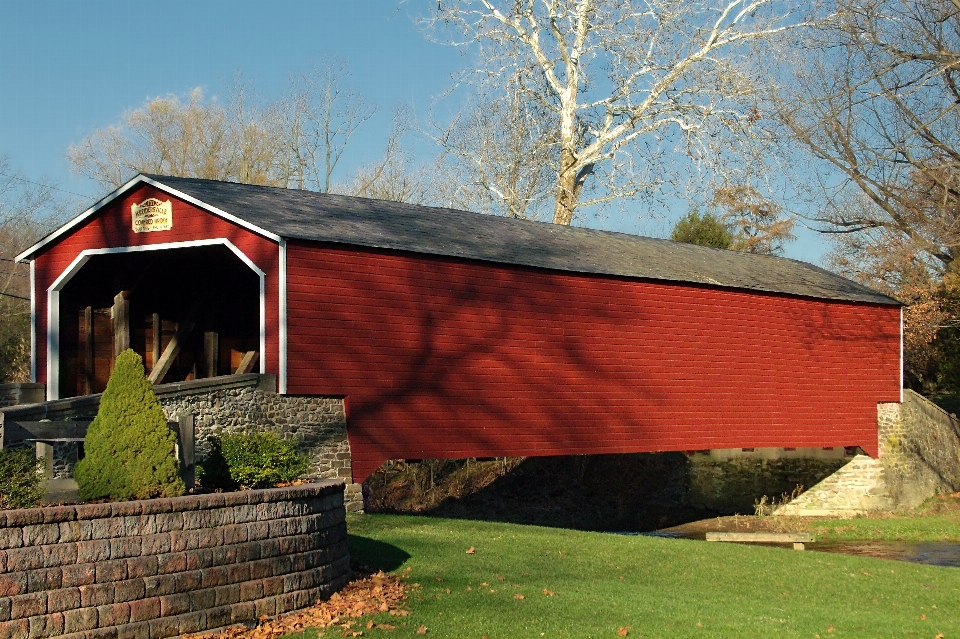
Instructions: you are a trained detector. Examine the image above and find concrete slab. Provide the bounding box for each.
[42,478,79,504]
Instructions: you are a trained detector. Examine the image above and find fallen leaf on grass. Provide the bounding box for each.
[185,570,409,639]
[466,547,475,554]
[514,594,525,600]
[542,589,555,596]
[921,614,927,620]
[617,627,630,636]
[828,626,835,633]
[417,625,428,634]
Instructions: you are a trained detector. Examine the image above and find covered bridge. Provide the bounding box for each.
[16,175,902,481]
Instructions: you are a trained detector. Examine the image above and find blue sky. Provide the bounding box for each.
[0,0,830,263]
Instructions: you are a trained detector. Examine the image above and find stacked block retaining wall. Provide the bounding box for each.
[0,480,350,638]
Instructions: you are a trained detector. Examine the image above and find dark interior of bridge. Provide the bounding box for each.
[56,245,259,397]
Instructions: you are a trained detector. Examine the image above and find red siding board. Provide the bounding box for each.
[31,185,280,393]
[287,242,901,482]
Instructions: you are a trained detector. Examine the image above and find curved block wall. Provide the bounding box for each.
[0,480,349,638]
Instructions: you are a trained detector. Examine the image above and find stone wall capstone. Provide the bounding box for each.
[0,480,350,639]
[0,383,45,408]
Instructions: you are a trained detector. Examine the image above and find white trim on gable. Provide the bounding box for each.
[45,238,266,400]
[279,239,288,394]
[16,175,280,263]
[900,306,904,403]
[30,260,36,383]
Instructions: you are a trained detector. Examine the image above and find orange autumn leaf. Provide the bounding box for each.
[514,593,525,600]
[617,627,631,636]
[185,570,408,639]
[417,625,428,634]
[466,546,476,554]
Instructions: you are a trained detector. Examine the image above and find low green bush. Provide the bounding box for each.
[218,430,309,489]
[0,448,46,509]
[74,349,184,501]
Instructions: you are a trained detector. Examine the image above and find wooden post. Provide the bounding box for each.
[151,313,161,372]
[111,291,129,358]
[83,306,94,395]
[147,300,203,384]
[178,413,195,490]
[204,331,219,379]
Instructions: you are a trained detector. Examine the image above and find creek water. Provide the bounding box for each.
[635,532,960,568]
[812,540,960,567]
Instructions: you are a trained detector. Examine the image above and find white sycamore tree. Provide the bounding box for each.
[426,0,811,225]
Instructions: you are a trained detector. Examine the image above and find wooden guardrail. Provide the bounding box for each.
[0,412,196,489]
[0,419,92,446]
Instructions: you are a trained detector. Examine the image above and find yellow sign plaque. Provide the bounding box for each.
[131,198,173,233]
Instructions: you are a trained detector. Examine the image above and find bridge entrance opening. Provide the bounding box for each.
[55,244,260,397]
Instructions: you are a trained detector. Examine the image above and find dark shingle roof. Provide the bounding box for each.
[138,175,896,305]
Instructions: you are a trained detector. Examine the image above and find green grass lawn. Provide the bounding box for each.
[811,514,960,542]
[292,514,960,639]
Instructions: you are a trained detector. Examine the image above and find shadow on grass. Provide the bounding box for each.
[348,535,411,572]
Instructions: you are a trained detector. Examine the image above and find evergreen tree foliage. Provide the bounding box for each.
[74,349,184,501]
[670,210,733,249]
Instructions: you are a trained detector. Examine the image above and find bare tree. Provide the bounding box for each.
[424,0,809,226]
[774,0,960,390]
[67,85,288,189]
[67,62,376,193]
[0,158,68,382]
[778,0,960,276]
[338,106,436,205]
[281,58,377,192]
[430,82,557,220]
[711,185,796,255]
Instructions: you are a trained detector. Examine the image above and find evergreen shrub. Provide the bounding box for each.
[0,449,45,509]
[218,430,309,489]
[74,349,184,500]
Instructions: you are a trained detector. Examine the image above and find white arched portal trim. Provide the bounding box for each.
[46,238,266,401]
